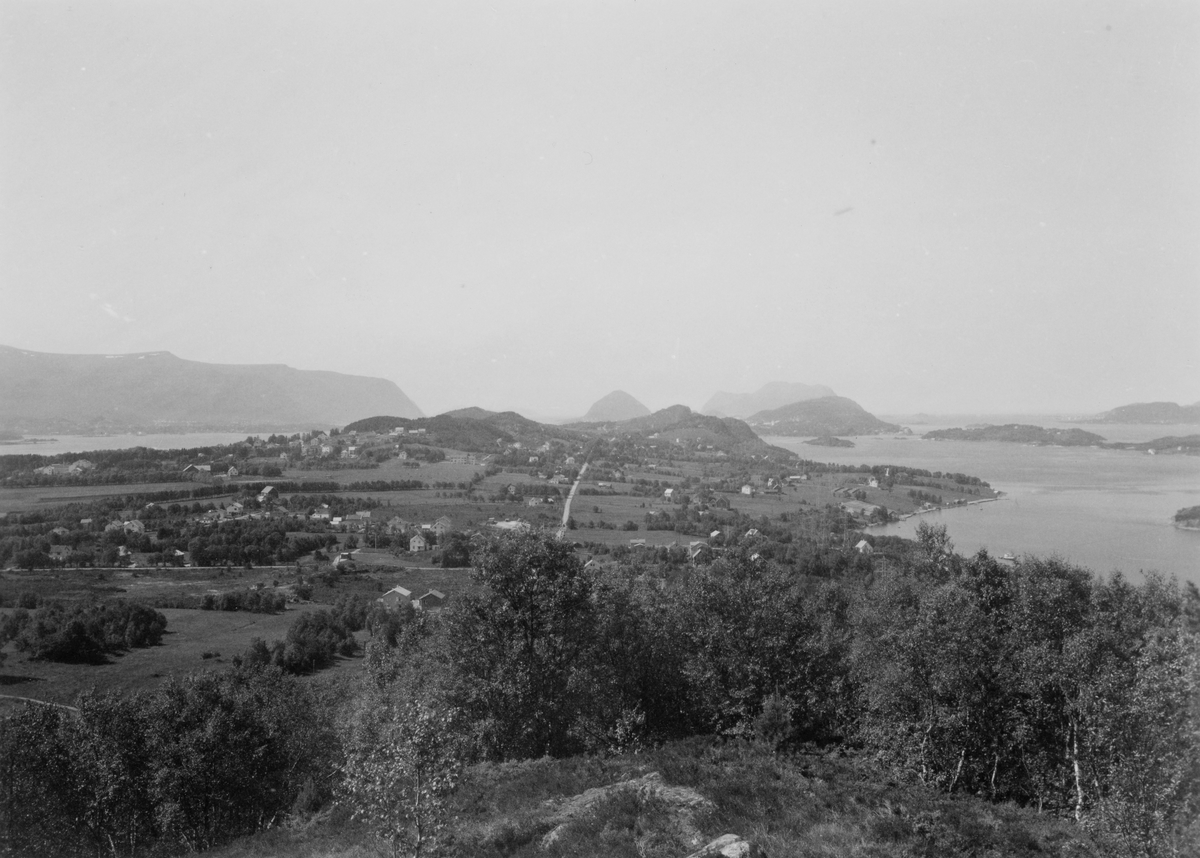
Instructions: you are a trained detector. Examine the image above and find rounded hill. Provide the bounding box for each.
[581,390,651,422]
[745,396,900,436]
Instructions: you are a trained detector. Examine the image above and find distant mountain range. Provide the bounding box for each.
[745,396,901,437]
[702,382,835,418]
[579,390,651,423]
[1090,401,1200,424]
[0,346,423,433]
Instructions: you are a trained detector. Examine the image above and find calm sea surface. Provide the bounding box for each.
[766,423,1200,586]
[0,433,274,456]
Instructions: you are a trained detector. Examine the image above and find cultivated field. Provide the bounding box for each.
[0,482,209,514]
[0,563,472,716]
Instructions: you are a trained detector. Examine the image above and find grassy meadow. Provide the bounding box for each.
[0,562,470,717]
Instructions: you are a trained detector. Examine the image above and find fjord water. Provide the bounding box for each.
[0,433,278,456]
[767,424,1200,586]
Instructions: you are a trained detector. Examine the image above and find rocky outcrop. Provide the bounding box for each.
[684,833,765,858]
[539,771,714,850]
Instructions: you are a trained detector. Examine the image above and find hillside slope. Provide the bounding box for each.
[0,346,423,432]
[702,381,835,418]
[208,739,1116,858]
[746,396,900,436]
[570,405,794,459]
[580,390,651,422]
[345,409,585,451]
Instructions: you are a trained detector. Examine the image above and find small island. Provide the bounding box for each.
[923,424,1106,446]
[1174,506,1200,530]
[803,435,855,448]
[1106,435,1200,455]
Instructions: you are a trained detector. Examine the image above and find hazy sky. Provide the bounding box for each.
[2,1,1197,418]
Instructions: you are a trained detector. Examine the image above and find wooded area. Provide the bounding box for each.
[1,525,1196,857]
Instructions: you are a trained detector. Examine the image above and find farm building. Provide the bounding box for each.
[413,590,446,611]
[379,586,413,609]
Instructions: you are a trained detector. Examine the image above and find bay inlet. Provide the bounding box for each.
[766,424,1200,586]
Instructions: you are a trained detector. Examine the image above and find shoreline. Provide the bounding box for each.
[870,495,1005,527]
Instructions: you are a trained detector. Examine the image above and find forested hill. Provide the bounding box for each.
[0,346,423,433]
[566,405,792,460]
[343,410,584,451]
[924,424,1106,445]
[745,396,901,436]
[1091,401,1200,423]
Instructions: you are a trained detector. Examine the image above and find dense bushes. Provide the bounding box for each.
[431,529,1199,853]
[1,600,167,662]
[849,548,1200,851]
[1,529,1196,856]
[200,588,287,613]
[237,609,358,674]
[0,667,339,856]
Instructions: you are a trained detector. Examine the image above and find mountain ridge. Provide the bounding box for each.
[0,345,423,433]
[702,381,835,418]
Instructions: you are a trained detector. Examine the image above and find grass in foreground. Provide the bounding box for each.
[209,737,1115,858]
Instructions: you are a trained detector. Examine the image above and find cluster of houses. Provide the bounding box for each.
[624,524,875,564]
[385,515,453,553]
[182,463,240,482]
[379,585,446,611]
[33,459,95,477]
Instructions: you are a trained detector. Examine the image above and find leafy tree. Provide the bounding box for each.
[0,704,88,857]
[439,531,471,569]
[445,533,599,758]
[341,649,462,858]
[666,553,812,737]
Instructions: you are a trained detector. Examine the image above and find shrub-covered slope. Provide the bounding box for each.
[207,739,1118,858]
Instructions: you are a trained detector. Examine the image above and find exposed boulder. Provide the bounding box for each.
[539,771,714,849]
[684,833,764,858]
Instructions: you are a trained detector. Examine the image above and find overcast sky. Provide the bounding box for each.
[2,1,1196,418]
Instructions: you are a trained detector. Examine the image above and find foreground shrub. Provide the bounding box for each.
[341,668,463,857]
[0,666,340,857]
